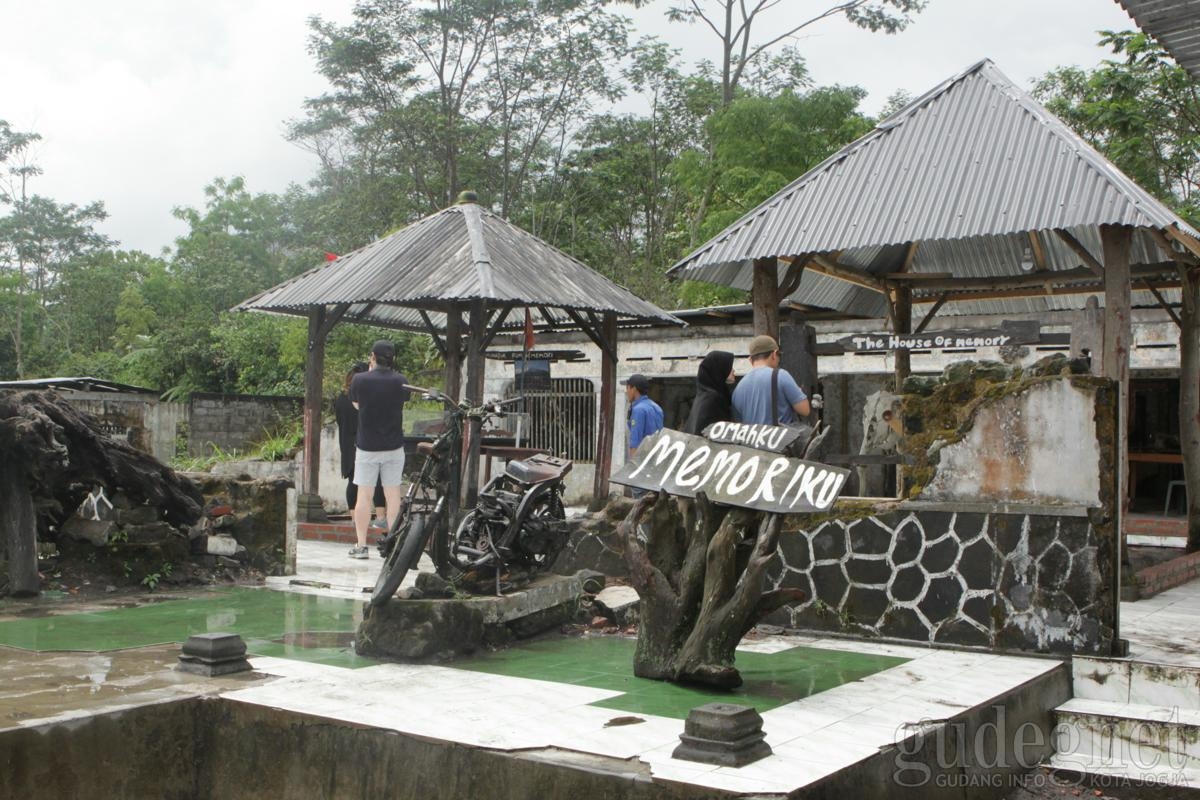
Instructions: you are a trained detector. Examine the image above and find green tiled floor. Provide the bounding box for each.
[0,589,908,717]
[453,636,908,719]
[0,588,377,669]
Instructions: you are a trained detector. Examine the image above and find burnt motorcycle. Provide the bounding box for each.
[370,386,573,605]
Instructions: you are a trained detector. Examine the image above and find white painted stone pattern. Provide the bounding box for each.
[765,508,1112,655]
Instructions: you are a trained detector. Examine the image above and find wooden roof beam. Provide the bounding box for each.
[926,276,1181,304]
[1054,229,1105,276]
[806,254,887,293]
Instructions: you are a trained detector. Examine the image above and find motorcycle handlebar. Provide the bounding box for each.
[404,385,523,417]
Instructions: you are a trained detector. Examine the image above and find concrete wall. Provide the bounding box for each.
[187,393,303,457]
[921,379,1102,505]
[61,391,186,463]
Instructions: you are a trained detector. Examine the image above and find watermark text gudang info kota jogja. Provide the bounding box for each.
[890,705,1192,789]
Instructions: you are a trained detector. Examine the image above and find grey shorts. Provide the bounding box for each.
[354,447,406,488]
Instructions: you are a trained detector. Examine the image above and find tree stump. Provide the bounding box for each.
[0,390,204,596]
[618,491,805,690]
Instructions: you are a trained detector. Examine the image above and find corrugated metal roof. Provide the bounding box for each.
[668,60,1197,317]
[238,201,681,332]
[0,377,158,394]
[1117,0,1200,80]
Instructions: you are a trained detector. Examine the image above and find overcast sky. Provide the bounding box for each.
[0,0,1137,255]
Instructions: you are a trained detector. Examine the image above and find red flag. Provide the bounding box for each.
[324,252,338,261]
[523,308,535,351]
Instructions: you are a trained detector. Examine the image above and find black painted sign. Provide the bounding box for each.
[486,349,586,362]
[611,428,850,514]
[701,421,801,454]
[836,321,1039,353]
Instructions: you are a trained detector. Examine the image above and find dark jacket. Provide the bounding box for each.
[684,351,735,435]
[334,392,357,478]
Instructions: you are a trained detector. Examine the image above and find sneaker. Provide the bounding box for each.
[369,520,388,531]
[348,546,369,559]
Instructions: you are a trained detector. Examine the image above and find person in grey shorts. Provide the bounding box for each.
[348,340,411,558]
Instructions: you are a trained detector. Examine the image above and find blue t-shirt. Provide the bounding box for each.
[628,394,664,450]
[731,367,807,425]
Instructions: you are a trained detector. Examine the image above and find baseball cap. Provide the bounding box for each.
[621,374,651,393]
[748,334,779,358]
[371,340,395,360]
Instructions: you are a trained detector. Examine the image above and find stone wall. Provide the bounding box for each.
[187,393,302,457]
[766,503,1114,655]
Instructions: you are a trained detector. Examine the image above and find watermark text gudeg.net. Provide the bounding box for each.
[890,705,1194,788]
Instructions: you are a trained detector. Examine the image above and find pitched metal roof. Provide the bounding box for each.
[1116,0,1200,79]
[668,60,1196,316]
[238,201,681,332]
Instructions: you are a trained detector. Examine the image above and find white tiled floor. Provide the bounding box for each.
[1122,577,1200,667]
[263,539,433,600]
[232,632,1061,796]
[229,539,1073,794]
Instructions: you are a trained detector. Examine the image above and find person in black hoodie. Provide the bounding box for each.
[684,350,736,435]
[334,362,386,523]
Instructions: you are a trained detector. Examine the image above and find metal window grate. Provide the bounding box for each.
[503,378,596,462]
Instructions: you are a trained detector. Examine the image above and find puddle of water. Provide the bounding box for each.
[451,636,908,719]
[0,588,373,668]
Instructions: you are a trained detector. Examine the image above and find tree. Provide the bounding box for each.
[292,0,632,230]
[1035,31,1200,226]
[1036,32,1200,551]
[660,0,926,244]
[0,122,113,378]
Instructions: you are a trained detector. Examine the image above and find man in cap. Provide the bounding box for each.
[623,373,663,462]
[731,334,811,425]
[347,340,411,558]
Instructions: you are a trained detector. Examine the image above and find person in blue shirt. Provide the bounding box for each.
[624,373,664,461]
[731,334,811,425]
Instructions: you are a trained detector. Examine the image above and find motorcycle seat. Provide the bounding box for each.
[505,454,571,484]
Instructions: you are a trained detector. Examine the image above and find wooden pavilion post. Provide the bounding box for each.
[593,312,618,507]
[1180,264,1200,551]
[1101,225,1133,645]
[462,300,486,508]
[444,309,463,402]
[300,306,329,522]
[890,285,913,391]
[1100,225,1133,516]
[751,257,780,339]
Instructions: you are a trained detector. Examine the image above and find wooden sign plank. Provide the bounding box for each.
[701,421,802,453]
[485,349,586,362]
[611,429,850,514]
[835,320,1039,353]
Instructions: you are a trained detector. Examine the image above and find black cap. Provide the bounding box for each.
[371,340,395,360]
[622,374,650,393]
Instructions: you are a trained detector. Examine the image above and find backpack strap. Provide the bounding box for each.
[771,368,779,424]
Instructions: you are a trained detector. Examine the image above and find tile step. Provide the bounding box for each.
[1073,656,1200,709]
[1055,699,1200,771]
[1046,754,1200,790]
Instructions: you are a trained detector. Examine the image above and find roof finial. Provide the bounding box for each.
[457,190,478,205]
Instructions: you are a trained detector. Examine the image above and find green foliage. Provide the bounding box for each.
[1035,30,1200,227]
[255,418,304,462]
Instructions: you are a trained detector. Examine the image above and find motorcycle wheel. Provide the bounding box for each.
[370,514,427,606]
[517,492,567,570]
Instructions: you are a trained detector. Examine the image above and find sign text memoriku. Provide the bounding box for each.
[611,427,850,514]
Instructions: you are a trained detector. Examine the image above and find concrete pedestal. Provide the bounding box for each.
[356,573,584,662]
